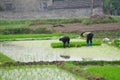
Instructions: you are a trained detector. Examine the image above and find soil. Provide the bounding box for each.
[52,22,120,32]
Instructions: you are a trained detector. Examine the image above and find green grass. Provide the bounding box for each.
[51,40,101,48]
[0,33,76,40]
[113,39,120,48]
[87,66,120,80]
[0,19,32,26]
[0,52,15,62]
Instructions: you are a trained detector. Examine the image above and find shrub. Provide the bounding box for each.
[34,27,52,34]
[113,39,120,47]
[1,28,32,34]
[82,19,90,25]
[1,27,53,34]
[82,16,117,25]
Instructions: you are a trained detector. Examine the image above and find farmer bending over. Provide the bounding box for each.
[59,36,70,48]
[81,32,94,46]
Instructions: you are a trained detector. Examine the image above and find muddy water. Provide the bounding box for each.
[0,40,120,62]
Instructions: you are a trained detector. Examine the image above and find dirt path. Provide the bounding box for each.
[53,22,120,32]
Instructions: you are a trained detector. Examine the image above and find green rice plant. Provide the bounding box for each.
[0,52,15,62]
[51,40,101,48]
[0,64,85,80]
[87,66,120,80]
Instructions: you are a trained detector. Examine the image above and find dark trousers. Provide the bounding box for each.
[86,33,94,46]
[63,41,70,48]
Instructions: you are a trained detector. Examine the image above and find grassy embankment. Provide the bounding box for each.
[0,16,120,34]
[0,33,77,41]
[71,61,120,80]
[0,52,15,62]
[0,17,119,48]
[87,66,120,80]
[0,16,120,40]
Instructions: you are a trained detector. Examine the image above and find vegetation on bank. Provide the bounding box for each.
[0,33,76,40]
[87,66,120,80]
[0,17,120,39]
[0,16,120,27]
[0,30,119,40]
[71,61,120,80]
[113,39,120,47]
[51,40,101,48]
[0,52,15,62]
[93,30,120,38]
[0,27,53,34]
[64,61,120,80]
[0,28,120,40]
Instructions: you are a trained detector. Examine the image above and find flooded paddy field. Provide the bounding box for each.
[0,65,85,80]
[0,39,120,62]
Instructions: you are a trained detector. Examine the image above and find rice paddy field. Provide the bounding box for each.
[0,39,120,62]
[0,17,120,80]
[0,38,120,80]
[0,65,86,80]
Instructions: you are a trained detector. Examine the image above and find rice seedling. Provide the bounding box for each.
[0,65,85,80]
[51,40,102,48]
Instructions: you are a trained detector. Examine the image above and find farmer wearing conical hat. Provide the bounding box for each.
[81,32,94,46]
